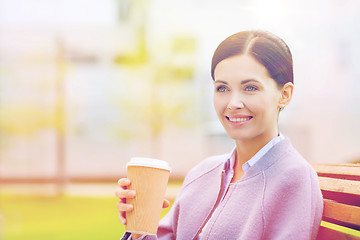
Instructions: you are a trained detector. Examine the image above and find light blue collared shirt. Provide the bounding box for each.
[234,133,285,172]
[222,134,285,194]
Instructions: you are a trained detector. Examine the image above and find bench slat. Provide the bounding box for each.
[312,164,360,177]
[317,225,360,240]
[314,164,360,240]
[323,199,360,226]
[318,177,360,195]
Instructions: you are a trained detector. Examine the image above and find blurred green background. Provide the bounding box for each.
[1,195,122,239]
[0,193,175,239]
[1,0,360,239]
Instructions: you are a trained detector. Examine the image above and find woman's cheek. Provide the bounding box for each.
[214,96,226,112]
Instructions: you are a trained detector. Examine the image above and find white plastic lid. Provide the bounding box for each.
[127,157,171,172]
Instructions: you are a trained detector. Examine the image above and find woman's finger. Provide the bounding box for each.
[117,201,134,212]
[118,178,131,187]
[114,188,136,200]
[118,211,127,225]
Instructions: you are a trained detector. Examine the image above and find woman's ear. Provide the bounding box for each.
[279,82,294,109]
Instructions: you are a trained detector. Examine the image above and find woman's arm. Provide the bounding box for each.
[262,165,323,240]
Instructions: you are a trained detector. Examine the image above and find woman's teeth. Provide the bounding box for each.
[228,117,252,122]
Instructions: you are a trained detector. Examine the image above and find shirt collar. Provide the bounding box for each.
[225,134,285,172]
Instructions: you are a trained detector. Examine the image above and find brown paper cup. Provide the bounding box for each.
[126,157,171,235]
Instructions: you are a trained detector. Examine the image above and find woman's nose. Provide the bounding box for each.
[227,94,245,110]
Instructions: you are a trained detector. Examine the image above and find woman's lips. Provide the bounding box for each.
[225,115,253,125]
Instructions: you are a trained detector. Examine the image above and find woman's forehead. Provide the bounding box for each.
[214,55,271,81]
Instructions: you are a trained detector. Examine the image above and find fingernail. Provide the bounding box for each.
[127,205,133,211]
[128,191,136,197]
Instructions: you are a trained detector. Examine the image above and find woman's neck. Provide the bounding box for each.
[231,136,275,183]
[234,131,279,173]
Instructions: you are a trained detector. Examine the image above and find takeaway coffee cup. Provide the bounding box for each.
[126,157,171,235]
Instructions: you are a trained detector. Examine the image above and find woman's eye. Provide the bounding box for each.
[216,86,228,92]
[245,85,258,91]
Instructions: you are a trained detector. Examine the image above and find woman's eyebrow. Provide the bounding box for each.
[241,79,261,85]
[215,79,262,85]
[214,80,228,84]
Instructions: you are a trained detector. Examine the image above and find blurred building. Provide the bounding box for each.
[0,0,360,184]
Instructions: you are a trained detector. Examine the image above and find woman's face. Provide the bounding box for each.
[213,54,282,143]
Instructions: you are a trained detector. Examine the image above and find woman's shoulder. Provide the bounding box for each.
[265,138,319,183]
[182,153,229,187]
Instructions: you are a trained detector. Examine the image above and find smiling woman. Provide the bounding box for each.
[213,55,285,146]
[115,30,324,240]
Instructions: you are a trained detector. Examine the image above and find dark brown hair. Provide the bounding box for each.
[211,30,293,88]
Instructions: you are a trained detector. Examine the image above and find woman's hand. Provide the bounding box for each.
[115,178,136,225]
[115,178,171,225]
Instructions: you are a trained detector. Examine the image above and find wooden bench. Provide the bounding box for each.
[312,163,360,240]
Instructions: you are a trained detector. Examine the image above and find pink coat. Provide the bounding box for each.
[135,138,323,240]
